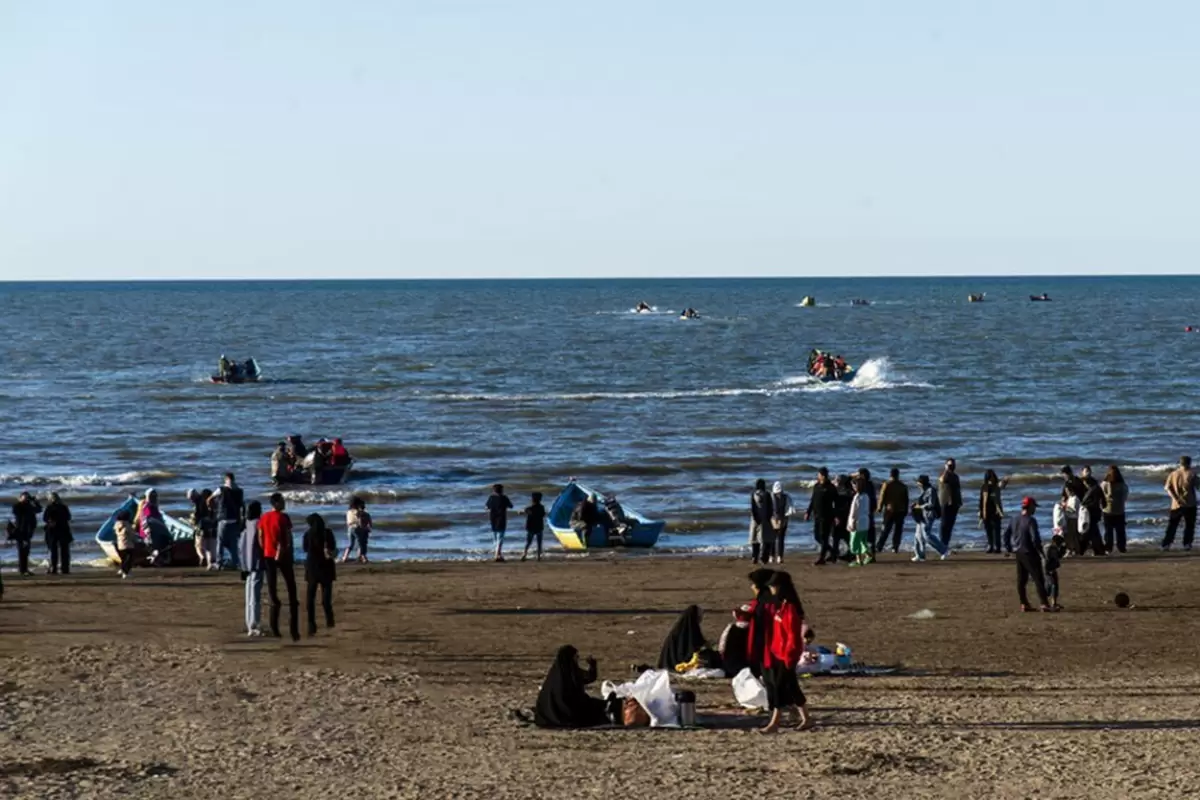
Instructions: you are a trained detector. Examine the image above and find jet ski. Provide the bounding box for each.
[851,299,871,307]
[634,302,654,313]
[799,296,816,307]
[211,358,262,384]
[1030,294,1052,302]
[679,307,700,320]
[967,293,986,303]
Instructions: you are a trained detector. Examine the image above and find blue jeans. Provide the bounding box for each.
[244,570,263,632]
[218,520,242,569]
[913,519,947,559]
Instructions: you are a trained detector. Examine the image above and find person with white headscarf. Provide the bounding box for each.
[770,482,794,565]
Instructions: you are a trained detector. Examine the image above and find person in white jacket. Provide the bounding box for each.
[847,478,872,567]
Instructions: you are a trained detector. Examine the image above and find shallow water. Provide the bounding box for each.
[2,276,1197,562]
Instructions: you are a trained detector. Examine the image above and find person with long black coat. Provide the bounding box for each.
[42,493,73,575]
[745,568,776,677]
[534,645,608,728]
[302,513,337,637]
[9,493,41,576]
[657,605,708,671]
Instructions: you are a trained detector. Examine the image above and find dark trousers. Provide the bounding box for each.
[48,537,71,574]
[1016,552,1049,608]
[524,528,543,557]
[305,578,334,635]
[984,516,1003,553]
[1045,569,1060,604]
[832,523,849,560]
[812,517,836,563]
[877,512,904,553]
[1162,506,1197,549]
[265,558,300,641]
[15,539,32,575]
[118,548,135,575]
[1103,513,1127,553]
[940,506,960,547]
[1079,514,1106,555]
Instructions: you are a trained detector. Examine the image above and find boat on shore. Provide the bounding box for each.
[547,482,664,551]
[95,496,198,567]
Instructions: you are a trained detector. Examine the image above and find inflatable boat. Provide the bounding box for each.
[967,293,986,303]
[547,482,664,551]
[211,358,262,384]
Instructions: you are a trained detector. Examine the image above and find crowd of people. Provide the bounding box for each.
[270,436,353,485]
[533,567,811,732]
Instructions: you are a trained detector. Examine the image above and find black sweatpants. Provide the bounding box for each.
[877,512,904,553]
[524,527,543,558]
[1016,552,1049,608]
[15,539,32,575]
[265,558,300,641]
[1103,513,1127,554]
[812,517,836,563]
[305,578,334,635]
[940,506,960,547]
[1079,514,1106,556]
[48,537,71,574]
[1162,506,1197,549]
[983,516,1003,553]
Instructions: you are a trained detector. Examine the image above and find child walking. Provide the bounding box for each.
[341,496,372,564]
[1044,534,1066,611]
[486,484,514,562]
[847,478,872,567]
[114,508,137,578]
[522,491,547,562]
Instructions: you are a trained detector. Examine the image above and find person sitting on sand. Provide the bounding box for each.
[718,606,753,678]
[657,605,711,672]
[533,645,609,728]
[761,571,812,733]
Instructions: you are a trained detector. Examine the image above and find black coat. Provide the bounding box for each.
[43,501,73,543]
[657,605,707,670]
[534,646,608,728]
[302,526,337,583]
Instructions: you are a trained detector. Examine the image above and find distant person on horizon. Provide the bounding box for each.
[1162,456,1198,551]
[486,484,514,562]
[938,459,963,548]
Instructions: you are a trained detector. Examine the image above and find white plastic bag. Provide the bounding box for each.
[732,667,768,709]
[602,669,679,727]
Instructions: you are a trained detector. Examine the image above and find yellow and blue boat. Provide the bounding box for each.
[547,482,664,551]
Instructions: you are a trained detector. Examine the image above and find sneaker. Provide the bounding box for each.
[848,561,861,568]
[911,556,924,562]
[120,572,128,580]
[865,556,876,565]
[940,552,950,560]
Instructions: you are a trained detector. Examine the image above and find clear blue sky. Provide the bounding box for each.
[2,1,1197,280]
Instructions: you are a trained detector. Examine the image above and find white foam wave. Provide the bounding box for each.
[0,471,175,488]
[1122,463,1176,476]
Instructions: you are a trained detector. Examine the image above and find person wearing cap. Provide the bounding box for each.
[769,481,794,565]
[911,475,948,561]
[1003,496,1054,612]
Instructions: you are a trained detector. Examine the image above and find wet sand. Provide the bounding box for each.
[2,551,1199,799]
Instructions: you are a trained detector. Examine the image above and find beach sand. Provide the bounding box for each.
[2,551,1199,799]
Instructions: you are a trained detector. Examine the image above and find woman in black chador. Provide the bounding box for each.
[534,645,608,729]
[656,604,709,671]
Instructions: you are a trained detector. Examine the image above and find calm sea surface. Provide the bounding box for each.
[2,276,1198,564]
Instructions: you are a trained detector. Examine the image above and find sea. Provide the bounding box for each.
[2,276,1198,565]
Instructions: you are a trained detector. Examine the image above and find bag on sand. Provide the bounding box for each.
[601,669,680,727]
[622,697,650,727]
[732,667,768,710]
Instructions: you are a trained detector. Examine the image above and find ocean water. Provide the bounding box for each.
[2,276,1198,563]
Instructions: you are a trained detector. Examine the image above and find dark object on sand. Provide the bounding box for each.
[1114,592,1131,608]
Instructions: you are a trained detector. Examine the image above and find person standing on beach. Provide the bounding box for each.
[759,571,812,733]
[1078,466,1107,556]
[979,470,1006,554]
[188,489,217,569]
[911,475,948,561]
[9,492,41,576]
[212,473,245,570]
[805,469,838,566]
[240,500,265,636]
[114,509,137,579]
[1101,466,1128,554]
[877,469,909,554]
[749,479,773,565]
[341,496,371,564]
[938,459,963,548]
[1003,496,1053,612]
[302,513,337,637]
[770,482,793,565]
[847,478,872,567]
[1161,456,1198,551]
[521,491,547,562]
[259,493,300,642]
[853,468,878,561]
[42,492,72,575]
[1059,466,1086,554]
[486,484,514,562]
[833,475,853,561]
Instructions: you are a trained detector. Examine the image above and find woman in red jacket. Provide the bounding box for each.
[761,570,812,733]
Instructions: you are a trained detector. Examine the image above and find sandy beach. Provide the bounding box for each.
[2,551,1199,799]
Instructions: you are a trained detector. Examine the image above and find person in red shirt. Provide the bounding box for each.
[744,568,776,678]
[258,493,299,642]
[760,571,812,733]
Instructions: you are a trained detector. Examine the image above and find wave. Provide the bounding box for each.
[0,470,176,488]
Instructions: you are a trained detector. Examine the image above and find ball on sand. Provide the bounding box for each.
[1114,592,1131,608]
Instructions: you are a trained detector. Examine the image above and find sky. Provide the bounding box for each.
[1,1,1198,280]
